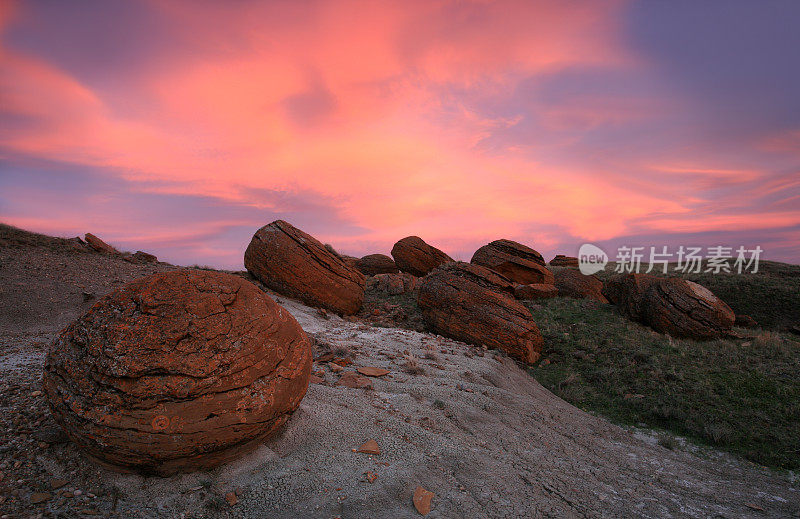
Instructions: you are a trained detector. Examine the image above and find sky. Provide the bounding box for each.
[1,0,799,269]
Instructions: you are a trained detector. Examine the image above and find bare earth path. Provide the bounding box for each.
[1,231,798,518]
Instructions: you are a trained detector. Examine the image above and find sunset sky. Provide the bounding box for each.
[1,0,799,268]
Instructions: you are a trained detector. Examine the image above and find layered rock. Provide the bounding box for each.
[356,254,399,276]
[43,270,312,475]
[735,314,758,328]
[549,255,579,267]
[553,269,608,303]
[366,273,418,295]
[391,236,453,277]
[643,279,735,339]
[244,220,365,315]
[514,283,558,300]
[603,273,735,339]
[471,239,553,285]
[84,233,117,254]
[417,262,542,363]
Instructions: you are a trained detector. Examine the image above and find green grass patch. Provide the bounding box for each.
[527,297,800,470]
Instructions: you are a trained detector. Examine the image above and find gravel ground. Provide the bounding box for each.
[0,226,798,518]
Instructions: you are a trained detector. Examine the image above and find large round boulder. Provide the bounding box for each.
[603,273,735,339]
[514,283,558,300]
[356,254,399,276]
[42,270,312,475]
[244,220,365,315]
[553,269,608,303]
[391,236,453,276]
[471,239,553,285]
[643,278,735,339]
[417,262,542,363]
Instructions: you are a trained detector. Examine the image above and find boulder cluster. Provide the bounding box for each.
[45,219,740,476]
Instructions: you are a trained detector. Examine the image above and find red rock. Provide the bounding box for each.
[357,439,380,454]
[553,269,608,303]
[549,255,579,267]
[603,274,735,339]
[132,251,158,263]
[357,367,390,377]
[417,262,543,363]
[514,284,558,300]
[84,233,117,254]
[471,239,553,285]
[357,254,399,276]
[43,270,312,475]
[309,375,325,384]
[391,236,453,276]
[336,371,373,389]
[50,479,69,489]
[643,278,735,339]
[735,314,758,328]
[225,492,238,506]
[366,273,418,295]
[413,486,434,515]
[244,220,365,315]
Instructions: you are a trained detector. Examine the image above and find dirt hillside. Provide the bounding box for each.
[0,225,797,518]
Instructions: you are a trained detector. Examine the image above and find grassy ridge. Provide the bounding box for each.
[526,297,800,470]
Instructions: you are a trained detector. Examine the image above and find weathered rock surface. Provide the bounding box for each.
[356,254,399,276]
[643,278,735,339]
[514,283,558,300]
[553,269,608,303]
[366,273,418,295]
[549,255,579,267]
[603,273,735,339]
[244,220,365,315]
[125,251,158,264]
[391,236,453,277]
[471,239,553,285]
[417,262,542,363]
[84,233,117,254]
[42,269,312,475]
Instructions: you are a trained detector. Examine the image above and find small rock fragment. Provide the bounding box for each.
[336,372,373,389]
[50,479,69,490]
[357,440,380,455]
[357,367,390,377]
[225,492,238,506]
[30,492,51,504]
[413,486,434,515]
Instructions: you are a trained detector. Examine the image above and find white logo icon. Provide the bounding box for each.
[579,243,608,275]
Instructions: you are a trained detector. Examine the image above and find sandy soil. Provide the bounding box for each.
[0,229,798,518]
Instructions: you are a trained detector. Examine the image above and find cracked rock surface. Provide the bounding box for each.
[42,269,312,475]
[245,220,365,315]
[391,236,453,277]
[417,262,543,364]
[471,239,553,285]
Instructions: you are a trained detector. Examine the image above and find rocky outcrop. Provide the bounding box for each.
[391,237,453,277]
[356,254,399,276]
[603,273,735,339]
[366,273,418,295]
[553,269,608,303]
[471,239,553,285]
[43,270,312,475]
[84,233,117,254]
[549,255,578,267]
[514,283,558,300]
[244,220,365,315]
[417,262,542,363]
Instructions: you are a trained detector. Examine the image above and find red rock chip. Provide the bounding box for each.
[357,367,390,377]
[413,486,434,515]
[336,372,373,389]
[357,439,380,455]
